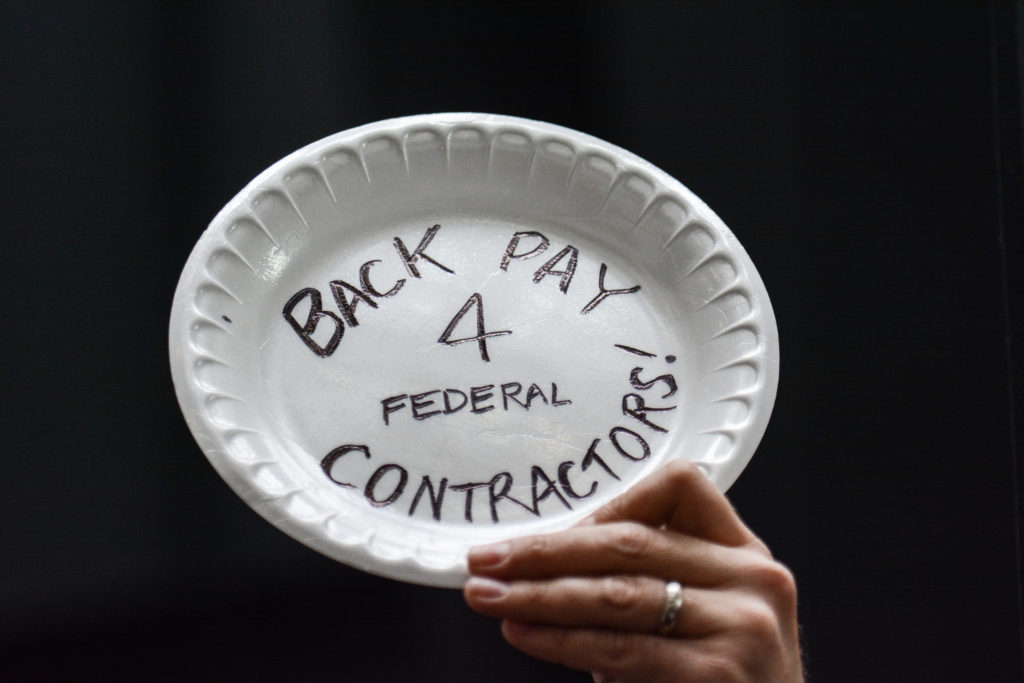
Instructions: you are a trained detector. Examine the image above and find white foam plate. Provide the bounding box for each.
[169,113,779,587]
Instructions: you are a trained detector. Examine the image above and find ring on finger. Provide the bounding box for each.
[657,580,684,635]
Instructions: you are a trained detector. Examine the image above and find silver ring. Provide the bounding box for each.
[657,581,684,635]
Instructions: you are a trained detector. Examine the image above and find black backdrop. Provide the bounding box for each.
[3,2,1022,681]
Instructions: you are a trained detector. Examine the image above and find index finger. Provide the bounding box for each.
[585,460,758,547]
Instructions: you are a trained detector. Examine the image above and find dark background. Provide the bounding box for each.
[2,2,1022,681]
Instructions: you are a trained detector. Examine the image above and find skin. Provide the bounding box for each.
[463,460,804,683]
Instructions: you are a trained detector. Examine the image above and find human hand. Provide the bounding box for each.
[463,460,803,682]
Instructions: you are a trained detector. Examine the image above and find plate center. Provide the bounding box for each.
[258,216,693,530]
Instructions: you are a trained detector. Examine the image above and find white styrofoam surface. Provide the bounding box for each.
[168,113,779,587]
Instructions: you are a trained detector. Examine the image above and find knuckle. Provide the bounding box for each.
[745,536,773,558]
[598,575,644,612]
[696,653,745,682]
[737,600,782,643]
[518,578,551,606]
[593,631,638,675]
[519,534,551,563]
[739,557,798,605]
[762,562,798,607]
[607,523,653,560]
[771,564,798,608]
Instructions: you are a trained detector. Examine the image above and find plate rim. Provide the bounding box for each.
[168,112,780,588]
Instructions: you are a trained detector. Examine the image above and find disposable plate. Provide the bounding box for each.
[168,113,779,587]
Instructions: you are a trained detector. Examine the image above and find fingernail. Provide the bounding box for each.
[465,576,509,600]
[468,541,510,570]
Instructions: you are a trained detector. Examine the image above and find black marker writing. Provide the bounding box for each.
[532,245,579,294]
[630,366,678,399]
[581,263,642,314]
[500,231,550,271]
[318,432,639,524]
[381,380,572,424]
[364,463,408,507]
[381,394,408,425]
[411,390,442,420]
[609,426,651,461]
[450,481,488,523]
[551,383,572,406]
[282,287,344,357]
[359,259,404,298]
[470,384,495,414]
[615,344,656,358]
[443,389,468,413]
[487,472,534,523]
[320,444,371,488]
[622,393,676,433]
[530,465,573,513]
[282,224,450,357]
[329,278,378,327]
[408,476,448,521]
[582,438,620,481]
[501,382,525,409]
[557,460,598,499]
[437,293,512,362]
[393,223,454,278]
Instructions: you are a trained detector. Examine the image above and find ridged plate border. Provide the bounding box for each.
[168,113,780,587]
